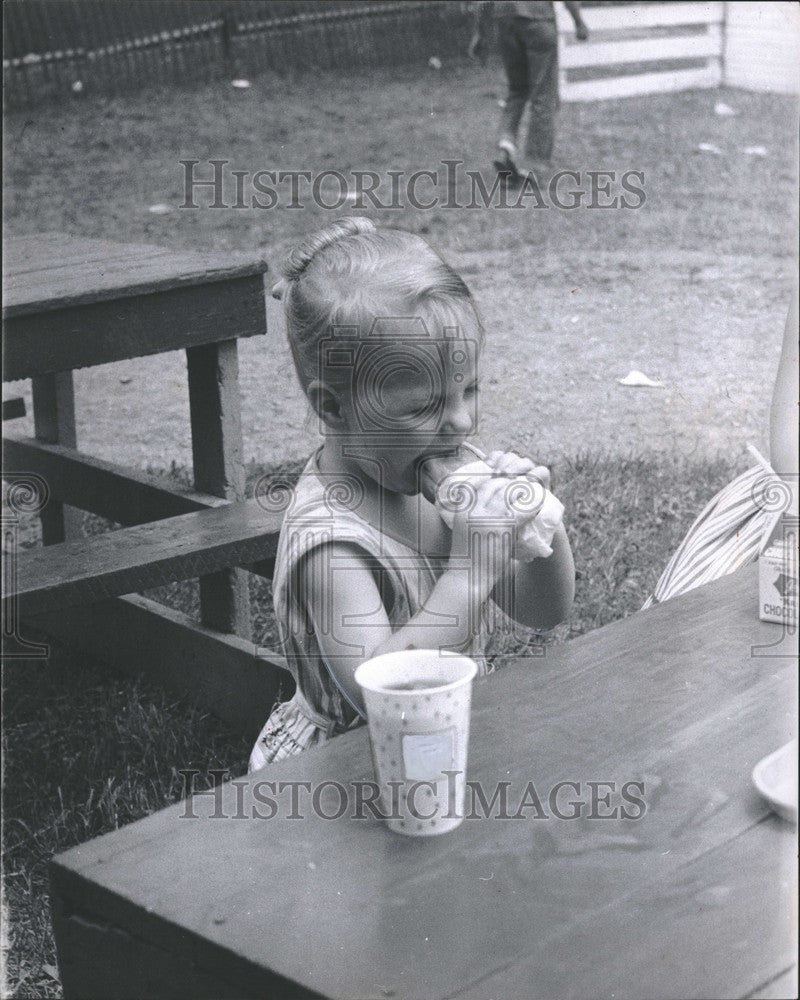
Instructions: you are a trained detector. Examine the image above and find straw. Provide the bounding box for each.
[746,443,774,474]
[746,444,793,551]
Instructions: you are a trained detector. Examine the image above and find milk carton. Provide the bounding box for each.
[759,514,798,624]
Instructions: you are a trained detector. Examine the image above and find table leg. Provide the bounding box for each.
[186,340,251,637]
[31,371,82,544]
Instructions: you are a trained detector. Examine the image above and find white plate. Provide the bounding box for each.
[752,740,798,824]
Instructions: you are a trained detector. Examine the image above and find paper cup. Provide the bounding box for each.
[354,650,477,836]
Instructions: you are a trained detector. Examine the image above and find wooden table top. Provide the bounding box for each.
[3,232,268,318]
[51,566,797,1000]
[3,233,270,380]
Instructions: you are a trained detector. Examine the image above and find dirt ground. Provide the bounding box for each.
[4,62,798,473]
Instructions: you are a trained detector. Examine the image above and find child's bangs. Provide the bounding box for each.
[415,295,484,348]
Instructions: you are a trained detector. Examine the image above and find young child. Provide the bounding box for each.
[249,218,574,769]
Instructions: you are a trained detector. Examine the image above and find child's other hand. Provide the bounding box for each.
[484,450,551,491]
[447,454,553,599]
[447,474,518,599]
[468,32,489,63]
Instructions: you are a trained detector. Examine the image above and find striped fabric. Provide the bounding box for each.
[642,465,783,610]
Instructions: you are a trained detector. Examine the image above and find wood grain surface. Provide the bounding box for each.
[8,498,283,618]
[3,273,268,380]
[3,436,232,525]
[4,233,268,317]
[49,567,798,1000]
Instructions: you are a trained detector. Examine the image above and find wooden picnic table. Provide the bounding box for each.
[50,565,797,1000]
[2,232,288,731]
[3,232,268,634]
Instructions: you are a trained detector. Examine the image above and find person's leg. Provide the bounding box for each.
[523,19,559,164]
[497,17,530,152]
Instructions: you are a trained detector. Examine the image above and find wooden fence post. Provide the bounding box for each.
[219,7,237,80]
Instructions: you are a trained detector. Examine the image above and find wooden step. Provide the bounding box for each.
[5,498,284,619]
[2,397,26,420]
[4,436,232,525]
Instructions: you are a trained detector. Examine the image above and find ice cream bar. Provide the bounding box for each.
[418,445,478,504]
[420,449,563,560]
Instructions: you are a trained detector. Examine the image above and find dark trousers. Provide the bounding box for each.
[497,16,559,162]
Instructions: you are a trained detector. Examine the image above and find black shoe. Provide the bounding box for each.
[492,148,522,186]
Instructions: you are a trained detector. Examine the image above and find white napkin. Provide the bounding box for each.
[434,459,564,560]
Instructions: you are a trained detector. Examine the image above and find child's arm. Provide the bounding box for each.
[480,449,575,630]
[297,539,504,716]
[298,469,571,712]
[497,523,575,631]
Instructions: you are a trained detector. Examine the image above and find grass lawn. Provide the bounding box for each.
[3,62,798,466]
[1,53,797,1000]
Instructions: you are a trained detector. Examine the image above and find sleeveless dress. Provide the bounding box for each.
[249,448,530,771]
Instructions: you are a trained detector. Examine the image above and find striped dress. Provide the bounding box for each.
[249,449,528,771]
[642,464,785,610]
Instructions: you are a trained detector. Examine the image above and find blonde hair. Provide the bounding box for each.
[273,218,480,392]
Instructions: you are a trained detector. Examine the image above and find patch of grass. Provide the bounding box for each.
[5,64,796,261]
[1,657,252,999]
[4,73,796,471]
[2,450,742,998]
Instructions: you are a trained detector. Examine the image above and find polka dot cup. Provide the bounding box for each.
[354,650,478,836]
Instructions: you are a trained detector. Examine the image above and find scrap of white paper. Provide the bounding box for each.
[714,101,737,116]
[618,370,665,388]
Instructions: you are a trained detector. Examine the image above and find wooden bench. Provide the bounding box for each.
[3,495,287,739]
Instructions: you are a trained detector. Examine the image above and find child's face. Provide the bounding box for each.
[335,309,482,496]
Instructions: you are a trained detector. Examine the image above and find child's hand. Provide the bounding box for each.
[446,474,518,599]
[445,453,550,598]
[484,450,551,491]
[468,32,488,64]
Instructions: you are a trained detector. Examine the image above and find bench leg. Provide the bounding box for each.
[186,340,251,637]
[31,372,82,544]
